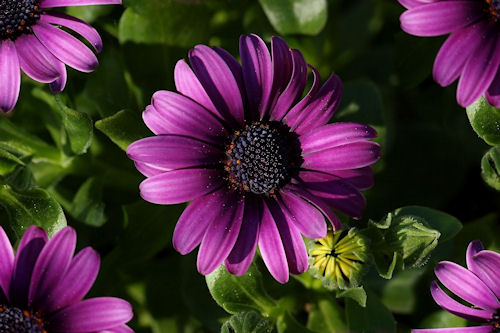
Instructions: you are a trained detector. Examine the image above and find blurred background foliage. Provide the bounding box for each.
[0,0,499,332]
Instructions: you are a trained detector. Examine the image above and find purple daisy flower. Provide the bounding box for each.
[398,0,500,108]
[127,34,380,283]
[0,225,133,332]
[412,240,500,333]
[0,0,121,113]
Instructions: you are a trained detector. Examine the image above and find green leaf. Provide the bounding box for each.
[55,96,93,155]
[71,177,106,227]
[66,4,113,23]
[258,0,327,35]
[307,297,348,333]
[481,146,500,191]
[0,149,24,176]
[466,96,500,146]
[221,312,274,333]
[381,269,425,314]
[345,289,396,333]
[0,186,66,239]
[276,312,315,333]
[336,287,367,308]
[419,310,467,329]
[119,1,209,46]
[95,109,151,151]
[206,263,276,315]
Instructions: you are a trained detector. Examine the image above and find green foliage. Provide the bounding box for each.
[95,110,151,151]
[221,312,274,333]
[345,289,396,333]
[258,0,327,36]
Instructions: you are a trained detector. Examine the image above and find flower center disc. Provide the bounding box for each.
[0,305,45,333]
[225,121,300,195]
[486,0,500,20]
[0,0,41,41]
[491,311,500,332]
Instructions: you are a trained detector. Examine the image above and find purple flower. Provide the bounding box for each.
[0,0,121,113]
[412,240,500,333]
[398,0,500,108]
[127,34,380,283]
[0,226,133,332]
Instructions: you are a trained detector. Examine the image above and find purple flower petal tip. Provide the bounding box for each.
[127,34,379,283]
[1,0,119,112]
[0,226,133,332]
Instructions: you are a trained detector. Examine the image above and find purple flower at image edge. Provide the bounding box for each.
[398,0,500,108]
[127,34,381,283]
[0,0,121,113]
[0,226,133,332]
[412,240,500,333]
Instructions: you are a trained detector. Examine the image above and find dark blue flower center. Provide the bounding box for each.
[490,310,500,332]
[486,0,500,19]
[0,305,45,333]
[0,0,41,41]
[225,121,301,195]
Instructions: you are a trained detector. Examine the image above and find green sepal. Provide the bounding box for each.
[466,96,500,146]
[481,146,500,191]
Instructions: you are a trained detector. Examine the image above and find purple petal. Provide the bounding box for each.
[328,167,374,190]
[283,65,320,125]
[412,327,494,333]
[48,297,132,332]
[302,141,381,172]
[270,49,308,121]
[33,21,98,72]
[174,59,217,114]
[40,0,121,7]
[471,250,500,299]
[40,11,102,52]
[267,198,308,275]
[430,280,491,322]
[15,34,64,83]
[0,40,20,113]
[225,197,262,276]
[133,161,165,177]
[0,227,14,300]
[286,185,343,230]
[197,192,244,275]
[300,122,377,155]
[240,34,273,119]
[9,226,48,308]
[173,191,228,255]
[28,227,76,309]
[400,2,484,37]
[149,90,228,144]
[457,29,500,107]
[267,36,293,112]
[278,191,326,239]
[398,0,441,9]
[139,168,224,205]
[258,201,289,283]
[127,135,223,171]
[295,171,367,219]
[465,240,484,273]
[486,68,500,108]
[434,261,500,311]
[433,21,486,87]
[189,45,245,126]
[103,324,134,333]
[49,65,67,92]
[285,74,343,135]
[41,247,100,314]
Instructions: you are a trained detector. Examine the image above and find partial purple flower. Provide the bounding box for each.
[398,0,500,108]
[0,0,121,113]
[127,34,381,283]
[0,225,133,332]
[412,240,500,333]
